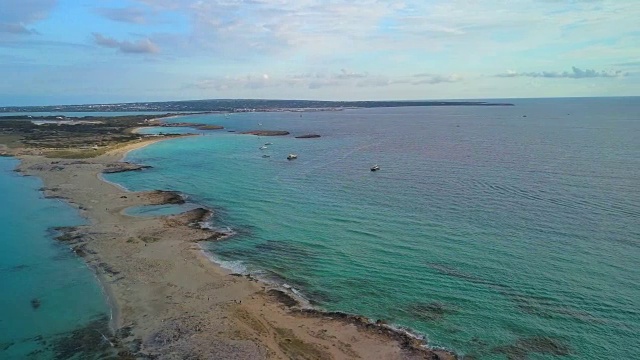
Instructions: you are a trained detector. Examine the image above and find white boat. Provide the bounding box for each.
[370,164,380,171]
[287,154,298,160]
[259,146,268,150]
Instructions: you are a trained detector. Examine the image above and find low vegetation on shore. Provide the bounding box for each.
[0,114,188,158]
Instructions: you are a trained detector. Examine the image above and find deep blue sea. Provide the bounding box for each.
[0,158,109,359]
[28,97,640,359]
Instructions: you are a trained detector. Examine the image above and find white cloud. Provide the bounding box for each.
[92,33,160,54]
[0,23,39,35]
[412,73,462,84]
[496,66,629,79]
[121,0,640,70]
[0,0,56,23]
[4,0,639,102]
[97,7,147,24]
[336,69,369,80]
[188,74,273,91]
[0,0,56,36]
[186,70,465,91]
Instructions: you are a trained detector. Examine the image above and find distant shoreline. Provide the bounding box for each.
[0,99,514,114]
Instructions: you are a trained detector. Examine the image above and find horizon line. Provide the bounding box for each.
[1,95,639,109]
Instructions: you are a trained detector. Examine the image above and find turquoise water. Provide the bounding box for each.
[0,158,109,359]
[106,98,640,359]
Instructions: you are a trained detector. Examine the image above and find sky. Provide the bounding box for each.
[0,0,638,106]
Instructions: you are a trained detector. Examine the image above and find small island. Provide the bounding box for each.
[195,125,224,130]
[241,130,290,136]
[161,123,224,130]
[295,134,321,139]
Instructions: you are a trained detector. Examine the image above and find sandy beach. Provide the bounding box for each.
[15,137,456,359]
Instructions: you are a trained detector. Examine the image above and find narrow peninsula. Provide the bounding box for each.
[0,113,456,359]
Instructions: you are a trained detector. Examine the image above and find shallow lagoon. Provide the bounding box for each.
[0,158,109,359]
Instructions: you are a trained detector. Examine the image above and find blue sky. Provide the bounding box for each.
[0,0,638,105]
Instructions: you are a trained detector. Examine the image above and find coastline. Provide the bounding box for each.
[14,136,456,359]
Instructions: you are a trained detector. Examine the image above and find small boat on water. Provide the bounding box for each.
[259,146,268,150]
[287,154,298,160]
[264,142,273,145]
[262,154,270,158]
[370,165,380,171]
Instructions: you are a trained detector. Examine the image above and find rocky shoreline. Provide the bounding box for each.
[7,129,457,359]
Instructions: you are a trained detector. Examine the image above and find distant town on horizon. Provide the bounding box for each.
[0,98,519,113]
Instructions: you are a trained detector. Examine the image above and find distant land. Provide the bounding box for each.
[0,99,513,113]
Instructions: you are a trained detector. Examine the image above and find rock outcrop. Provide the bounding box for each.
[102,162,152,174]
[295,134,321,139]
[241,130,290,136]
